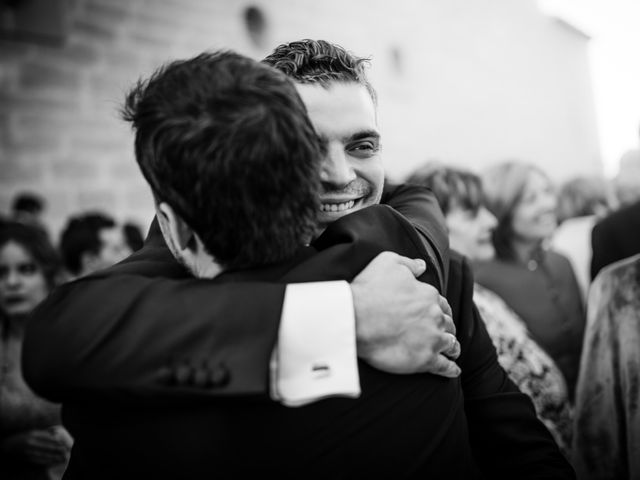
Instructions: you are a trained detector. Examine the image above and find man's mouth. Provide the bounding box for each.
[320,199,357,212]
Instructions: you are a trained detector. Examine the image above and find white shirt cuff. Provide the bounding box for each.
[271,281,360,407]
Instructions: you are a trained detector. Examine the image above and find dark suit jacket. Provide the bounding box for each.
[591,200,640,279]
[58,206,571,479]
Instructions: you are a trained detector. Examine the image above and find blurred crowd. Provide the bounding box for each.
[0,194,141,479]
[406,158,640,477]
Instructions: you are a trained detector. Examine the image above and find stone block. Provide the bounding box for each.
[20,62,81,91]
[1,156,46,182]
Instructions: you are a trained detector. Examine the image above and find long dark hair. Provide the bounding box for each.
[0,220,62,289]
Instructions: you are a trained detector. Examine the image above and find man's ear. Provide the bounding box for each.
[157,202,194,252]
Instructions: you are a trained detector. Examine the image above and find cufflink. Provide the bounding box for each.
[311,363,330,379]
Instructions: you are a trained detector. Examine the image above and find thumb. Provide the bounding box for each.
[394,255,426,277]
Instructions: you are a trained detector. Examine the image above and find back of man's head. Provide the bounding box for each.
[122,50,322,269]
[60,212,116,276]
[262,39,376,105]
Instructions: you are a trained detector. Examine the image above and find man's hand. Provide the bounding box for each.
[351,251,461,377]
[0,427,72,466]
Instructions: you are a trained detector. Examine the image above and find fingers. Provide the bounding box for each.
[25,448,68,466]
[389,253,426,278]
[441,311,456,336]
[430,354,461,378]
[21,431,69,466]
[26,430,69,454]
[433,330,460,358]
[443,333,461,360]
[438,295,453,318]
[425,296,456,337]
[49,426,73,448]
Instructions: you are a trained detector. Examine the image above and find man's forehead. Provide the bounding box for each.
[295,82,377,138]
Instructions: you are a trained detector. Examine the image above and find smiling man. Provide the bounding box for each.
[266,44,384,234]
[302,83,383,229]
[264,40,446,278]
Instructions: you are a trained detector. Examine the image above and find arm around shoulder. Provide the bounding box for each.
[22,275,286,402]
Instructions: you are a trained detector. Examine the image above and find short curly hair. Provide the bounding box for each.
[407,163,485,216]
[263,39,377,105]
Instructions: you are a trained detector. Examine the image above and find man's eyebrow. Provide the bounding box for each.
[344,129,380,143]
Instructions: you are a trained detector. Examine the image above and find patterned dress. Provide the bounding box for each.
[573,254,640,480]
[474,283,573,455]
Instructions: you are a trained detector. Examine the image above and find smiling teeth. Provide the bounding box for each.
[320,200,355,212]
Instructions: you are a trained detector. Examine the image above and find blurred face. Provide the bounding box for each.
[511,170,557,242]
[446,205,497,261]
[0,241,49,317]
[296,82,384,233]
[94,227,131,271]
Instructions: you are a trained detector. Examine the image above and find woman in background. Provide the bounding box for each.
[0,221,72,480]
[474,161,585,401]
[407,163,573,454]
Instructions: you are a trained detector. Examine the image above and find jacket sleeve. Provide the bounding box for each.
[590,219,619,280]
[22,228,286,403]
[382,182,449,289]
[449,253,575,479]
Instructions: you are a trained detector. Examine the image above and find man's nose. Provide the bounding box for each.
[320,144,356,189]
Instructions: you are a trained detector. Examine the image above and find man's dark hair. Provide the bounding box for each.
[60,212,115,275]
[12,192,45,214]
[263,39,377,105]
[121,51,321,269]
[123,222,144,252]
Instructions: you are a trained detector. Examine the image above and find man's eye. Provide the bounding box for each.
[349,141,379,156]
[354,142,374,150]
